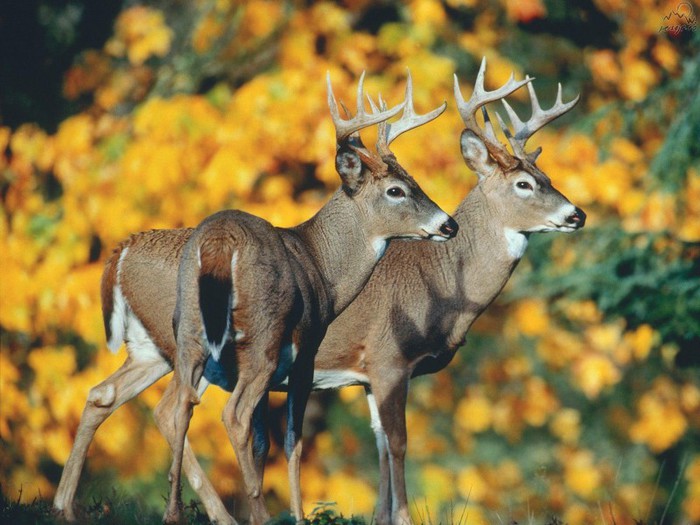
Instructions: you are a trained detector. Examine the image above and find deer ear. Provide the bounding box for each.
[336,146,365,195]
[460,130,496,180]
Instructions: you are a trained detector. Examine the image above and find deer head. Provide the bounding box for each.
[328,71,458,246]
[454,58,586,244]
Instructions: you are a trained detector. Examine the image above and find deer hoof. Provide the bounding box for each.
[52,506,77,523]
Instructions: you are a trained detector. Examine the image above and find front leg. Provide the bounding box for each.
[365,387,392,525]
[285,344,317,521]
[369,371,412,525]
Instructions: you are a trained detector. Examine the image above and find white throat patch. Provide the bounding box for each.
[371,237,388,261]
[504,228,528,259]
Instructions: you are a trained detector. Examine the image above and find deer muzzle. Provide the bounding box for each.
[439,216,459,238]
[565,207,586,229]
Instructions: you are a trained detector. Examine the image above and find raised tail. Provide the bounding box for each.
[102,241,129,353]
[197,237,237,362]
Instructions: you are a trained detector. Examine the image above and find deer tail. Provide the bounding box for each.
[197,237,237,362]
[102,240,130,353]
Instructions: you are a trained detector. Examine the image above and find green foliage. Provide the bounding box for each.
[517,227,700,349]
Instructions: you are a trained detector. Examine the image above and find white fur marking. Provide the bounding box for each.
[513,174,537,198]
[366,392,390,467]
[312,369,369,390]
[230,251,239,309]
[421,210,452,242]
[125,310,165,362]
[366,392,384,435]
[547,203,578,230]
[504,228,528,259]
[107,248,129,353]
[371,237,388,260]
[527,203,578,233]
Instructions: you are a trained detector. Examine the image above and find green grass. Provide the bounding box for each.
[0,490,370,525]
[0,488,209,525]
[0,490,651,525]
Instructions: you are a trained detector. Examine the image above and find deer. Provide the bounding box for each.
[306,58,587,525]
[52,71,458,525]
[55,59,584,524]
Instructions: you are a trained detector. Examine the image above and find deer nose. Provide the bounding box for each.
[566,207,586,228]
[439,217,459,238]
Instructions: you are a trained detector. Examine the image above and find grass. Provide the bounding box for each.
[0,490,369,525]
[0,489,657,525]
[0,488,209,525]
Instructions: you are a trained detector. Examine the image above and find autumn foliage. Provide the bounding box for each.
[1,0,698,523]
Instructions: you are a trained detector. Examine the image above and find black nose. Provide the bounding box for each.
[439,217,459,238]
[566,207,586,228]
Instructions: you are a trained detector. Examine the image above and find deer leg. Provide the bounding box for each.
[284,357,315,522]
[155,378,236,525]
[221,344,276,525]
[53,356,171,522]
[162,341,208,524]
[371,373,413,525]
[365,387,392,525]
[252,392,270,481]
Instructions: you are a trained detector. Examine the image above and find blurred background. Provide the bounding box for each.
[1,0,698,523]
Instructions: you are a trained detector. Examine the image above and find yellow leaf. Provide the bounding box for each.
[563,449,601,500]
[574,353,621,399]
[457,465,488,502]
[455,391,492,433]
[512,298,549,337]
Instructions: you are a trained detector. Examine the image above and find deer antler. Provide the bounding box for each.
[369,71,447,158]
[454,57,531,169]
[498,78,580,163]
[327,71,404,144]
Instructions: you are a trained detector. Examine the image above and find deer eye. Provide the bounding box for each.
[516,181,533,191]
[386,186,406,198]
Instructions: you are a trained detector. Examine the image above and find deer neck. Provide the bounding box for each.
[449,185,526,330]
[290,189,384,318]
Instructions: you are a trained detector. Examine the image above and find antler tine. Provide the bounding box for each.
[500,77,580,159]
[327,71,404,144]
[366,92,383,113]
[368,93,392,157]
[481,106,500,144]
[384,70,447,146]
[454,57,531,130]
[453,57,531,168]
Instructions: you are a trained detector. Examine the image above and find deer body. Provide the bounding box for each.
[314,177,584,524]
[316,189,523,382]
[54,73,456,525]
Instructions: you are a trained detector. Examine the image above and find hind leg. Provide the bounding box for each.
[155,378,237,525]
[252,392,270,481]
[222,337,279,525]
[162,333,209,524]
[53,356,171,521]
